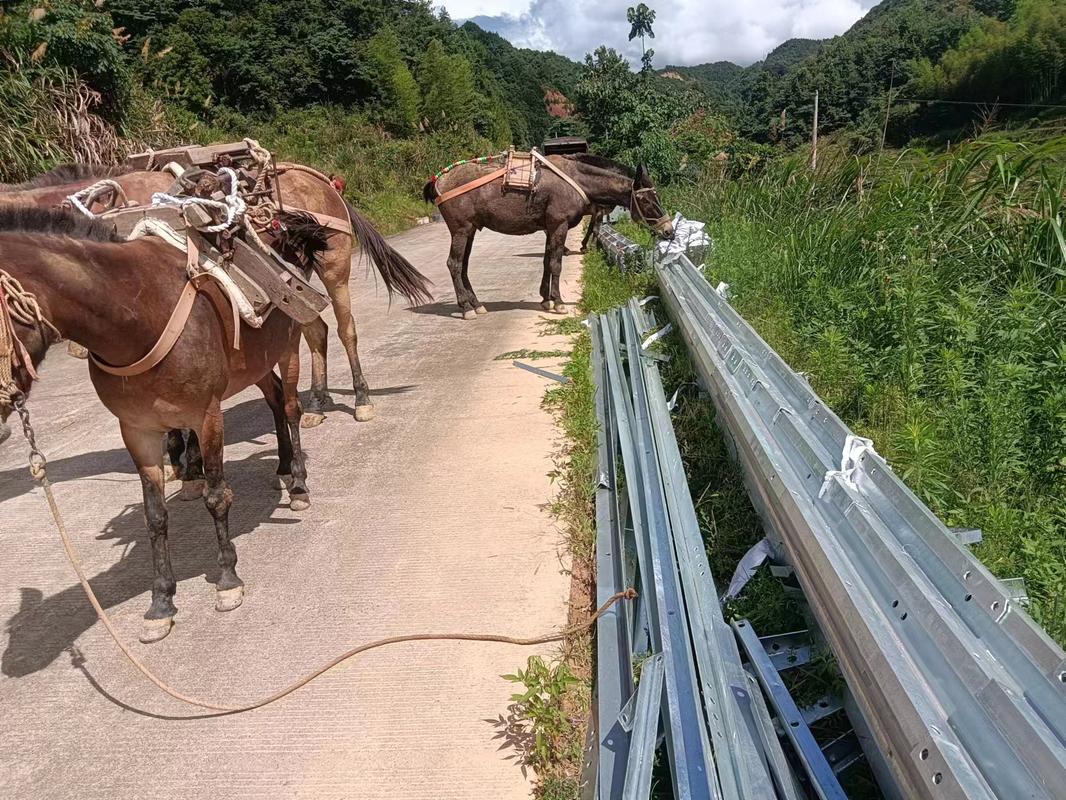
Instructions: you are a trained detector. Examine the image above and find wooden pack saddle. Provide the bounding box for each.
[503,149,537,194]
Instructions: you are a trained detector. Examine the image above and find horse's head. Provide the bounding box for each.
[630,164,673,239]
[0,305,53,430]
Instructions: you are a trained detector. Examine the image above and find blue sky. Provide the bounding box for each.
[439,0,881,67]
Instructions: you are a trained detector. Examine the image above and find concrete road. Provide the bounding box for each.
[0,223,581,799]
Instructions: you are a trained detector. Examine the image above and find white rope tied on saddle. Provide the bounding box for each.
[818,434,877,499]
[65,179,129,218]
[124,217,263,343]
[150,166,247,234]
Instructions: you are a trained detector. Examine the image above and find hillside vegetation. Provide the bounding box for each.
[0,0,583,228]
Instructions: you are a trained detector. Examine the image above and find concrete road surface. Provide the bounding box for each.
[0,223,582,799]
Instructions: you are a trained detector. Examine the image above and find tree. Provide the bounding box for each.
[366,26,421,134]
[418,39,478,133]
[626,3,656,73]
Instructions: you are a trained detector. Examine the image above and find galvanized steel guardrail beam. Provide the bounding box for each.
[655,251,1066,799]
[590,300,799,799]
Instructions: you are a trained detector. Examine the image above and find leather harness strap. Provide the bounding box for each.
[434,155,593,208]
[531,151,590,205]
[89,278,204,378]
[303,211,352,234]
[274,162,354,237]
[434,166,508,206]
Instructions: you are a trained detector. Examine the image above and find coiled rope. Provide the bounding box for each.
[9,397,634,715]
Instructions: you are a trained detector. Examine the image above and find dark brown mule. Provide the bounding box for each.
[423,154,673,319]
[0,207,330,643]
[0,162,433,425]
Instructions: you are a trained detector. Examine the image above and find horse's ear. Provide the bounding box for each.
[636,163,651,185]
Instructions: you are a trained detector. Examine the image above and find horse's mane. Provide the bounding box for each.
[0,206,121,242]
[0,162,136,191]
[564,153,635,178]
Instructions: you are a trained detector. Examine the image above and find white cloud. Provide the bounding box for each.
[442,0,880,67]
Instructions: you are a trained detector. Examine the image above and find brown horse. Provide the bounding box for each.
[423,154,672,319]
[0,162,433,425]
[0,206,335,643]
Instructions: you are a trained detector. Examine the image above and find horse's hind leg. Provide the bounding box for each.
[300,317,331,428]
[175,429,205,501]
[119,422,176,643]
[460,232,485,316]
[279,340,311,510]
[447,227,478,320]
[198,404,244,612]
[325,278,375,422]
[257,371,295,489]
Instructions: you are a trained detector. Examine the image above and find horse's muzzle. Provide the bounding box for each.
[656,220,675,239]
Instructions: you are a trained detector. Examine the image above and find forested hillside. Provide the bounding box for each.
[0,0,583,224]
[654,0,1062,148]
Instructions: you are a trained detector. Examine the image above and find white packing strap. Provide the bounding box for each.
[162,161,186,177]
[638,295,659,306]
[641,322,673,351]
[818,434,877,499]
[715,281,731,299]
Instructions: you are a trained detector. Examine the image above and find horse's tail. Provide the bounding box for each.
[343,199,434,306]
[422,180,438,204]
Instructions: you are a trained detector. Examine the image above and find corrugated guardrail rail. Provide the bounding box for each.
[590,301,809,800]
[590,220,1066,799]
[655,250,1066,799]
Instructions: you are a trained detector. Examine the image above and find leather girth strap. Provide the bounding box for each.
[434,166,508,206]
[90,278,202,378]
[531,151,590,204]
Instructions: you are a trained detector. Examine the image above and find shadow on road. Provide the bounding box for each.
[408,300,546,319]
[1,395,299,679]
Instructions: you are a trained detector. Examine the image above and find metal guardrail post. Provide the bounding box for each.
[732,619,848,800]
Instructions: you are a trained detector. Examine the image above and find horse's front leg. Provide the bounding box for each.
[198,403,244,612]
[119,422,177,643]
[278,336,311,510]
[546,220,570,313]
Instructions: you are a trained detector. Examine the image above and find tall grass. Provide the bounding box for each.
[669,136,1066,644]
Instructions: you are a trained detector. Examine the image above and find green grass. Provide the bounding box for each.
[668,135,1066,645]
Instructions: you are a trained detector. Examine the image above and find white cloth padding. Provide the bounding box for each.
[655,212,712,260]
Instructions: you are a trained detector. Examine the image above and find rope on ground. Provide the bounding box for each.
[11,398,634,715]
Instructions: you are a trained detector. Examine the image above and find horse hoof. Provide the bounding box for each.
[215,586,244,613]
[179,479,205,501]
[475,305,488,315]
[163,464,179,483]
[67,341,89,359]
[540,300,553,311]
[355,404,375,422]
[290,492,311,512]
[301,411,326,429]
[139,617,174,644]
[553,303,569,314]
[275,474,293,491]
[462,309,478,321]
